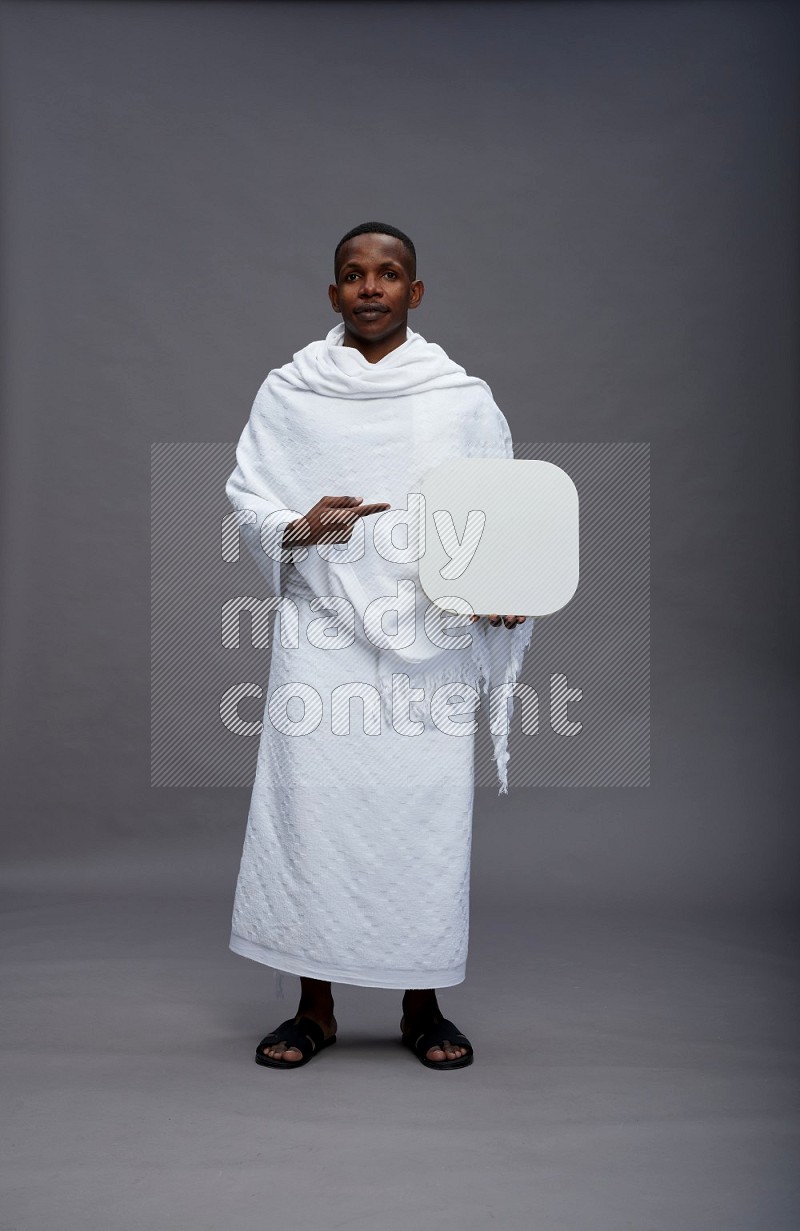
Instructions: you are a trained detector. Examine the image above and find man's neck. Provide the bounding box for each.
[342,325,408,365]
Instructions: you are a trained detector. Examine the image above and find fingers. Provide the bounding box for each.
[310,497,392,544]
[321,496,391,516]
[318,497,391,529]
[317,504,390,540]
[485,614,527,628]
[353,502,392,518]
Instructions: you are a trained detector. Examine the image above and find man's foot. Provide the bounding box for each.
[400,1002,470,1063]
[259,1006,337,1063]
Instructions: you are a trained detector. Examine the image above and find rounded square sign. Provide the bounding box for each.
[417,458,579,618]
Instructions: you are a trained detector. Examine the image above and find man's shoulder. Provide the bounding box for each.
[258,335,324,386]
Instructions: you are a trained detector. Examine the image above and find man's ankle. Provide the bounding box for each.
[297,999,334,1020]
[402,990,439,1016]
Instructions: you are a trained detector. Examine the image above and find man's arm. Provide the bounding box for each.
[280,498,390,551]
[281,519,311,550]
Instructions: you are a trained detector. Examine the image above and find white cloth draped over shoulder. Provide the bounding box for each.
[226,322,535,793]
[225,322,535,994]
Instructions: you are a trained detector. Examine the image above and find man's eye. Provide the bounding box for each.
[384,271,398,279]
[345,272,359,281]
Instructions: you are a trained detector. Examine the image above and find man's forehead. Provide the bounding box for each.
[338,234,409,266]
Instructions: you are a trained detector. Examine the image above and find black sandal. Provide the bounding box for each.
[401,1014,474,1070]
[255,1015,337,1069]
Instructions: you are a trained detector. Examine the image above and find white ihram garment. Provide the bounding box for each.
[225,323,534,994]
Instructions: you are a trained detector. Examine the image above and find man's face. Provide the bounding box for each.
[328,233,424,348]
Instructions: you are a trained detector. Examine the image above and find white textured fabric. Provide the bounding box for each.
[226,323,534,993]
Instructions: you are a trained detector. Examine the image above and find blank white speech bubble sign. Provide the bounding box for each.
[417,458,579,618]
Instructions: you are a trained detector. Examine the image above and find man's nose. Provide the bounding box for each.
[359,274,382,297]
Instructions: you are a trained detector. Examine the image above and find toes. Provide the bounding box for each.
[426,1040,467,1061]
[262,1041,303,1061]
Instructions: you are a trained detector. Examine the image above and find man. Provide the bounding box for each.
[226,222,531,1070]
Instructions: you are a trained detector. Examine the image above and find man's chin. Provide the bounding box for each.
[344,315,404,343]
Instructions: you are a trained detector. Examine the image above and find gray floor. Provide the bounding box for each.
[2,838,798,1231]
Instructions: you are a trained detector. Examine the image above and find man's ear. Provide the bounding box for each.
[409,279,425,309]
[328,284,341,313]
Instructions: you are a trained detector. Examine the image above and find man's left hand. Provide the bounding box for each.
[469,614,526,629]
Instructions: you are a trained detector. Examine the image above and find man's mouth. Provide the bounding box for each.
[355,305,389,315]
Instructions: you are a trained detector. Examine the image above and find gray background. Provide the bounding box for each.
[1,2,798,1229]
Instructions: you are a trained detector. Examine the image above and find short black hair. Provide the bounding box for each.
[334,221,416,279]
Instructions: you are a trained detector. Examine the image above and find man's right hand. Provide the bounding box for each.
[282,495,391,549]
